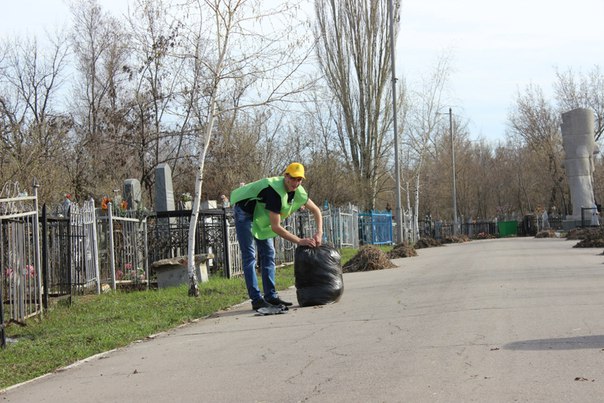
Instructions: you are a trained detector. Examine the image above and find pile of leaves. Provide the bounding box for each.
[567,227,604,240]
[388,242,418,258]
[535,229,557,238]
[474,231,497,240]
[414,237,441,249]
[575,238,604,248]
[567,227,604,247]
[342,245,396,273]
[574,235,604,248]
[441,234,470,244]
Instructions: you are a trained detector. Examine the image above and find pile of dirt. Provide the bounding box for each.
[388,243,418,258]
[342,245,396,273]
[574,238,604,248]
[566,227,604,240]
[414,237,441,249]
[569,227,604,248]
[535,229,556,238]
[441,234,470,244]
[474,232,497,240]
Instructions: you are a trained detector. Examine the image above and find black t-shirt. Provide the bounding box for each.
[237,186,295,215]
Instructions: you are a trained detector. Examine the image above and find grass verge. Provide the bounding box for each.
[0,274,253,389]
[0,245,384,389]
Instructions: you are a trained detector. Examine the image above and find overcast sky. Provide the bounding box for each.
[1,0,603,143]
[399,0,604,142]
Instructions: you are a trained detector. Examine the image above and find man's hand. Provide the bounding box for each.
[298,237,317,247]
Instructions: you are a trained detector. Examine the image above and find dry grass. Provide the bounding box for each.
[414,237,442,249]
[388,242,418,258]
[342,245,397,273]
[567,227,604,247]
[535,229,557,238]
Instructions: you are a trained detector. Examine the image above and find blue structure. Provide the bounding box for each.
[358,210,393,245]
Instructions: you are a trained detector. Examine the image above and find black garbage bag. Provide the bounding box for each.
[295,245,344,307]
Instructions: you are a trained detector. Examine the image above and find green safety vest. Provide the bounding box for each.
[230,176,308,239]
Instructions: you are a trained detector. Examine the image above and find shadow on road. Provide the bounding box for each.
[503,335,604,350]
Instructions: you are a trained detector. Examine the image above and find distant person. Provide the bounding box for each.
[62,194,72,215]
[230,162,323,311]
[591,203,600,226]
[220,194,230,208]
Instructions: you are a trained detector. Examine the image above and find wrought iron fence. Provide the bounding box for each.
[0,183,42,348]
[146,208,303,279]
[460,221,497,238]
[322,204,359,248]
[358,210,393,245]
[421,219,525,240]
[70,201,101,293]
[143,205,362,279]
[146,209,227,277]
[41,206,71,302]
[97,206,148,290]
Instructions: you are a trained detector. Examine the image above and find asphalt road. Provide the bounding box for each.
[2,237,604,402]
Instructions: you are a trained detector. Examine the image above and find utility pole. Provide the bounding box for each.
[388,0,403,243]
[449,108,458,235]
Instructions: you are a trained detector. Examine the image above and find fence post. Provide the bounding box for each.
[143,217,149,291]
[108,203,117,290]
[0,282,4,348]
[337,207,342,248]
[87,200,101,294]
[32,181,43,310]
[297,212,304,238]
[352,204,359,248]
[42,204,49,310]
[67,204,73,296]
[389,210,394,244]
[221,209,231,278]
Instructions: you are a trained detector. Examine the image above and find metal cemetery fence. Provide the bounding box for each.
[0,184,42,348]
[98,206,148,290]
[144,205,363,280]
[1,192,379,347]
[421,220,498,240]
[358,210,393,245]
[41,207,71,303]
[147,209,231,277]
[146,208,316,279]
[69,201,102,293]
[41,200,144,299]
[322,204,359,248]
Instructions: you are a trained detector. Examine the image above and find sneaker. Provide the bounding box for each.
[266,296,293,307]
[252,299,273,311]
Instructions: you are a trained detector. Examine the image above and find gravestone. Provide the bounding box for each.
[201,200,217,209]
[155,163,175,212]
[123,179,141,211]
[150,253,213,289]
[154,163,178,254]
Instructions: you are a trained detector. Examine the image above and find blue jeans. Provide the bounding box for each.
[233,205,277,303]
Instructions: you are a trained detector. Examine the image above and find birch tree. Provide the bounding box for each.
[402,55,451,239]
[180,0,313,295]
